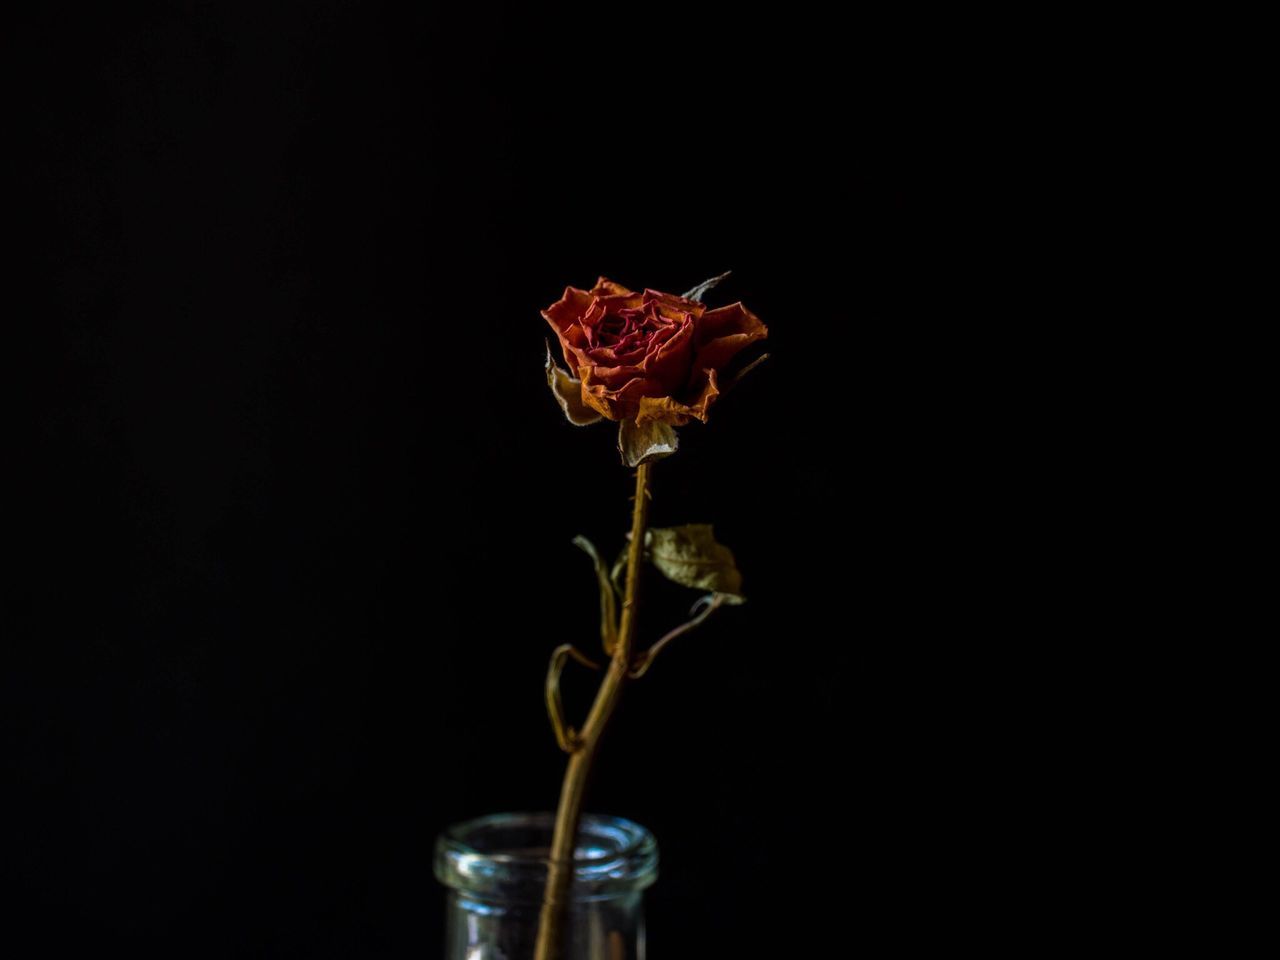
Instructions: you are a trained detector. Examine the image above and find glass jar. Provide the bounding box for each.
[434,812,658,960]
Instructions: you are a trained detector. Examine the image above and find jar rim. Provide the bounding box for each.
[434,812,658,901]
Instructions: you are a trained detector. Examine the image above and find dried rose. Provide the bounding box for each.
[542,277,767,465]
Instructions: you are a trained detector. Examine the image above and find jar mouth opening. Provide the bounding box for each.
[434,812,658,901]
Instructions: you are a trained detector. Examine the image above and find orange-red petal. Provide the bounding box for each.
[579,367,667,421]
[542,286,596,371]
[635,368,721,427]
[591,277,635,298]
[691,302,768,379]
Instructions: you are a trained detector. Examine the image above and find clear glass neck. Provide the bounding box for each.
[434,812,658,960]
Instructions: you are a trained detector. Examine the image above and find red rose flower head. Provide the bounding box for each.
[542,276,767,465]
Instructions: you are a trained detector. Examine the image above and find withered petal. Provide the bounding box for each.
[696,301,767,345]
[691,303,768,376]
[691,330,767,379]
[643,288,706,320]
[582,318,693,392]
[542,286,595,335]
[542,286,596,372]
[581,358,647,391]
[580,366,663,421]
[635,368,721,427]
[580,388,619,420]
[590,291,646,314]
[640,319,695,388]
[591,277,635,298]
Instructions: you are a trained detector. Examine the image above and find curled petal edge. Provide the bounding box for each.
[591,277,635,298]
[545,341,602,426]
[618,418,678,468]
[635,369,721,427]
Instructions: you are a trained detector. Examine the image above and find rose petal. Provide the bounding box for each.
[589,291,645,317]
[591,277,634,298]
[581,357,649,390]
[691,302,768,377]
[580,367,666,421]
[644,289,706,320]
[543,285,594,337]
[635,368,721,427]
[638,318,695,390]
[584,327,693,394]
[583,318,690,385]
[542,285,597,371]
[587,318,681,367]
[696,301,767,343]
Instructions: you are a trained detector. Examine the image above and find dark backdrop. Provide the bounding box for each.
[10,3,920,956]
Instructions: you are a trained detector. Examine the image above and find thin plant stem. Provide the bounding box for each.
[533,461,653,960]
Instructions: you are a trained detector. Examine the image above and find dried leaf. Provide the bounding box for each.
[681,270,732,303]
[572,535,619,657]
[644,525,746,603]
[545,340,602,426]
[617,418,678,468]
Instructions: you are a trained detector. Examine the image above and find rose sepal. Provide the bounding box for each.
[618,419,678,468]
[544,341,602,426]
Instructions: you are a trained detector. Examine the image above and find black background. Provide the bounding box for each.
[10,2,925,956]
